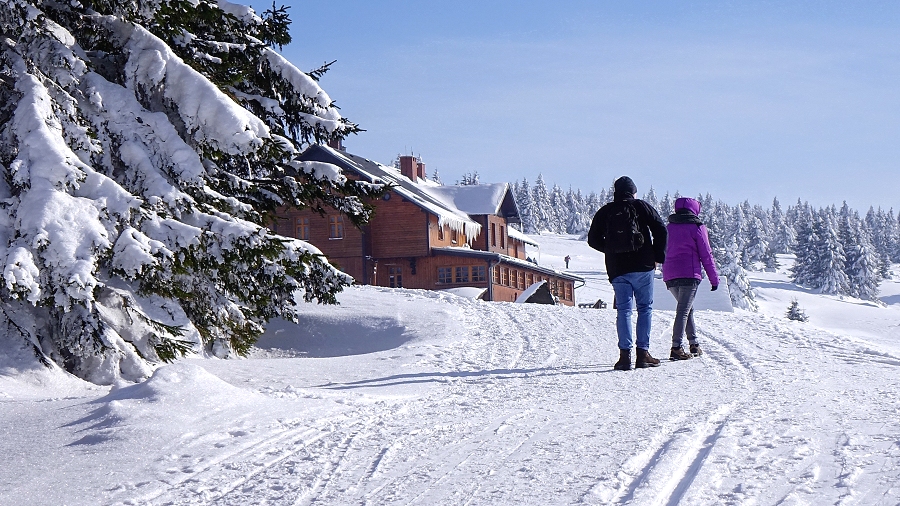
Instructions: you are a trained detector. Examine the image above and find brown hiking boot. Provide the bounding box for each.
[635,348,660,368]
[670,347,692,361]
[689,343,703,356]
[614,349,632,371]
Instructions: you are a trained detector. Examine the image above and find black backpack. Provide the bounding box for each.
[604,201,645,253]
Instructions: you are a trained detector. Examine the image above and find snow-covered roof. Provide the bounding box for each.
[298,145,482,240]
[427,184,520,222]
[297,145,526,242]
[507,226,540,247]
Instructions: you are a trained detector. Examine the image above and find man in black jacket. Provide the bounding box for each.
[587,176,667,370]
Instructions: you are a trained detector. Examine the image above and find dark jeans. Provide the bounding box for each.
[668,282,699,347]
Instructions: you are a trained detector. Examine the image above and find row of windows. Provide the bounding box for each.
[437,265,487,284]
[435,265,572,301]
[287,216,343,240]
[492,266,573,301]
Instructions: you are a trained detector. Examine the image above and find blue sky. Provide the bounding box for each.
[249,1,900,211]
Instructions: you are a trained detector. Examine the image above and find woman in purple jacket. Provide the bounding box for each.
[662,197,720,360]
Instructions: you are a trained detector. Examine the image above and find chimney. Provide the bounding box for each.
[399,155,418,182]
[327,138,344,151]
[416,161,426,181]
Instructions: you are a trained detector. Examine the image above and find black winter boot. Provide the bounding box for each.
[670,347,692,361]
[614,349,632,371]
[689,343,703,356]
[635,348,660,368]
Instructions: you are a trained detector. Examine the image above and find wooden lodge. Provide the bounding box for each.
[273,144,584,306]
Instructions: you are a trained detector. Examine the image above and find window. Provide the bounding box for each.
[492,266,501,284]
[501,268,509,286]
[438,267,453,284]
[500,226,505,249]
[526,273,534,286]
[389,266,402,288]
[438,225,444,241]
[472,265,486,282]
[329,215,344,239]
[491,223,497,247]
[455,266,469,283]
[518,270,525,289]
[296,216,310,240]
[451,229,458,244]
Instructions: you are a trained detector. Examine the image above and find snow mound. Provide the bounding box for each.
[103,362,248,404]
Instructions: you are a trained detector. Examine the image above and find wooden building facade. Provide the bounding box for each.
[274,145,583,306]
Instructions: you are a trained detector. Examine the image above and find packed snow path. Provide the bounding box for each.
[5,285,900,505]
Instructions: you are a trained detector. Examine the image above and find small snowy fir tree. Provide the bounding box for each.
[0,0,383,383]
[785,299,809,322]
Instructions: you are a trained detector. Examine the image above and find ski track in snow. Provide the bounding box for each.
[8,281,900,505]
[102,298,898,505]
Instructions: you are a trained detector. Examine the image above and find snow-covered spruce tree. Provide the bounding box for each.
[813,209,849,294]
[516,178,535,234]
[840,206,881,301]
[531,174,550,233]
[549,184,565,233]
[0,0,383,383]
[790,200,819,287]
[720,237,758,311]
[769,197,795,254]
[642,187,658,211]
[657,191,673,218]
[866,207,894,277]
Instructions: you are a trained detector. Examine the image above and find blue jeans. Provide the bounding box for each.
[611,270,654,350]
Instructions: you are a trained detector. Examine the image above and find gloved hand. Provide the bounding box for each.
[711,285,718,291]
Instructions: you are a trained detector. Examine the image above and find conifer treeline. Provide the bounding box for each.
[511,175,896,306]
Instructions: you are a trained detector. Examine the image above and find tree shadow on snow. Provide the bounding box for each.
[256,315,413,358]
[315,364,613,389]
[750,279,816,294]
[880,294,900,306]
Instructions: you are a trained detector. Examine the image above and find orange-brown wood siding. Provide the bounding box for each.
[369,195,430,258]
[273,207,366,281]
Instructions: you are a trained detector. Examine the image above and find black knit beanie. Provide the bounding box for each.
[614,176,637,197]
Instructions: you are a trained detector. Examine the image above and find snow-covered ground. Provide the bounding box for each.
[3,234,900,505]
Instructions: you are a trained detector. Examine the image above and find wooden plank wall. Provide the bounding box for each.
[369,197,430,258]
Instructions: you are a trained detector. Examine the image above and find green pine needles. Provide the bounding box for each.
[0,0,384,383]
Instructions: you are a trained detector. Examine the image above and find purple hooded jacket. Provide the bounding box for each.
[662,197,720,287]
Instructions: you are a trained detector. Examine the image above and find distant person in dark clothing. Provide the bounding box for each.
[565,255,571,268]
[663,197,720,360]
[587,176,668,370]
